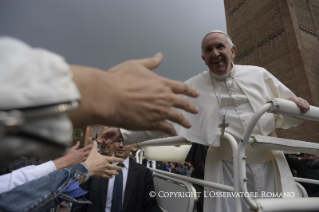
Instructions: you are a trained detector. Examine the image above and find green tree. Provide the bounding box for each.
[72,128,84,145]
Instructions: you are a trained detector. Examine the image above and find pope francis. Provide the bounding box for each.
[103,30,310,212]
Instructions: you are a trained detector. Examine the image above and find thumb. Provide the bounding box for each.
[73,141,80,149]
[137,53,163,70]
[91,141,98,152]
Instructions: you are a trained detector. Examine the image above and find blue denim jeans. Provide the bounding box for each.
[0,164,91,212]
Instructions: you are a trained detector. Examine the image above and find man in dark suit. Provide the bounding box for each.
[142,158,166,171]
[71,127,162,212]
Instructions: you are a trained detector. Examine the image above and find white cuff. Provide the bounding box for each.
[0,160,57,194]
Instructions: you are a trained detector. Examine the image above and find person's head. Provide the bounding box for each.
[304,153,319,162]
[170,163,175,169]
[101,141,114,157]
[113,140,135,160]
[98,129,116,156]
[201,30,237,75]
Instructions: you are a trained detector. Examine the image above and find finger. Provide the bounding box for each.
[165,80,199,98]
[82,144,93,152]
[150,121,177,136]
[290,97,302,107]
[106,169,121,176]
[82,152,91,158]
[107,156,124,163]
[136,53,163,70]
[105,139,113,145]
[90,141,98,153]
[101,174,113,179]
[101,173,114,179]
[300,100,307,109]
[73,141,80,149]
[107,164,123,171]
[164,108,191,128]
[105,128,121,137]
[171,95,199,114]
[301,100,310,113]
[83,147,93,153]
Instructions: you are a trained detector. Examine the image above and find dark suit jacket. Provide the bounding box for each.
[142,159,166,171]
[71,158,162,212]
[286,155,319,197]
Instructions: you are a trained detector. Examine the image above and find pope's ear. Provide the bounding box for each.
[201,55,205,62]
[231,45,237,59]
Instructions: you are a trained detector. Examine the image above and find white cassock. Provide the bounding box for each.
[121,64,302,212]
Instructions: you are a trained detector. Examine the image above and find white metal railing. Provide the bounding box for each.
[138,98,319,212]
[238,98,319,211]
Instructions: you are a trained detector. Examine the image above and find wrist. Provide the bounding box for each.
[80,162,90,182]
[69,65,116,127]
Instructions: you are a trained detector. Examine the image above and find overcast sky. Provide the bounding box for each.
[0,0,227,81]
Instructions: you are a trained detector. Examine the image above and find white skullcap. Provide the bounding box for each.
[203,30,229,40]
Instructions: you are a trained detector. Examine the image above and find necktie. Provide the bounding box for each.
[111,163,124,212]
[149,161,153,168]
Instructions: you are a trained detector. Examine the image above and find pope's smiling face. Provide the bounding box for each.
[201,32,236,75]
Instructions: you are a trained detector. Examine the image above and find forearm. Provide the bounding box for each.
[53,156,75,170]
[0,164,89,212]
[68,65,115,128]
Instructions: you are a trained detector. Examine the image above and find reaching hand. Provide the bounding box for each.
[53,141,92,170]
[70,53,199,136]
[85,141,123,178]
[65,141,92,163]
[97,127,122,145]
[288,96,310,114]
[105,53,199,135]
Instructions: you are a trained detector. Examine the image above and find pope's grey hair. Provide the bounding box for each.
[201,30,234,54]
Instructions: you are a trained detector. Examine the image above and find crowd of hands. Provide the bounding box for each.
[54,140,122,182]
[56,126,196,182]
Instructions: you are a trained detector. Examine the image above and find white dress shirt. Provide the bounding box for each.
[0,161,57,194]
[105,157,129,212]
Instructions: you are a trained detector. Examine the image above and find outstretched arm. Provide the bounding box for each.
[69,53,199,136]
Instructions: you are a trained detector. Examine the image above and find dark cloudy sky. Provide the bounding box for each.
[0,0,227,81]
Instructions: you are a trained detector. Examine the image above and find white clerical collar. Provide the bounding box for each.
[210,62,235,81]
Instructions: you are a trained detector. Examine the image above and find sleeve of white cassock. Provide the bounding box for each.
[262,69,303,129]
[0,161,57,194]
[120,129,164,145]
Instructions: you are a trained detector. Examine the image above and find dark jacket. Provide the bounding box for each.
[71,158,162,212]
[286,155,319,197]
[0,158,41,176]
